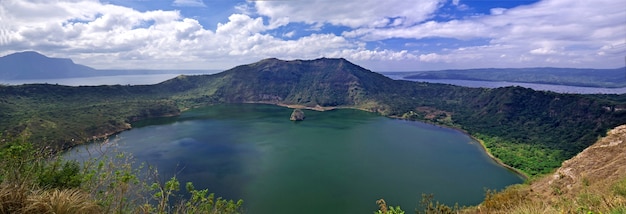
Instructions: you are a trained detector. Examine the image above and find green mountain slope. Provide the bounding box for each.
[1,57,626,175]
[156,58,400,108]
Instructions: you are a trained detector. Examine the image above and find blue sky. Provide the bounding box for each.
[0,0,624,71]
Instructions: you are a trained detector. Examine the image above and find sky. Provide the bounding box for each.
[0,0,624,71]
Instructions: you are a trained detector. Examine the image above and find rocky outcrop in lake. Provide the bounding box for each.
[290,109,305,121]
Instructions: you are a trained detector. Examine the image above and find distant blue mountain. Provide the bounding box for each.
[0,51,98,79]
[403,67,626,88]
[0,51,218,80]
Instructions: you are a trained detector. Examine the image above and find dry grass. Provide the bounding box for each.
[376,199,388,213]
[1,184,101,214]
[464,125,626,214]
[464,184,626,214]
[24,189,101,214]
[481,184,529,211]
[0,183,29,214]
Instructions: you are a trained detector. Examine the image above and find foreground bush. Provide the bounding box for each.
[0,138,243,213]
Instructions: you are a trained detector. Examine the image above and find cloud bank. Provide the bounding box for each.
[0,0,623,70]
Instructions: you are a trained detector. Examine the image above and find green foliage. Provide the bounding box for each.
[476,133,563,176]
[0,138,46,185]
[144,175,243,214]
[0,139,243,214]
[37,159,82,189]
[181,182,243,214]
[149,176,180,213]
[374,199,405,214]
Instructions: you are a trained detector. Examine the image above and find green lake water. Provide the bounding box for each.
[66,104,523,213]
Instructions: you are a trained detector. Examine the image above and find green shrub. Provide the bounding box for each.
[37,159,83,189]
[374,199,405,214]
[1,139,244,214]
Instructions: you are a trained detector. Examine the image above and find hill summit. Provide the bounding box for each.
[0,51,96,79]
[157,57,399,112]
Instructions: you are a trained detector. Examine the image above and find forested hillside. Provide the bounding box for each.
[1,58,625,176]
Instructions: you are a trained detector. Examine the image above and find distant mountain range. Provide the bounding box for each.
[0,51,97,79]
[0,51,213,80]
[2,51,625,88]
[400,67,626,88]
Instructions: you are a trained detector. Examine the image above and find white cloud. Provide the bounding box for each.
[346,20,491,41]
[419,53,448,63]
[282,31,295,38]
[490,8,506,15]
[173,0,206,7]
[0,0,419,69]
[253,0,445,28]
[452,0,469,11]
[346,0,626,69]
[530,47,557,55]
[0,0,623,71]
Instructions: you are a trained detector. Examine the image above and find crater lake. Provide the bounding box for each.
[64,104,523,213]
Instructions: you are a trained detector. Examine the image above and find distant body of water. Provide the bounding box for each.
[3,73,623,94]
[384,75,626,94]
[0,72,215,86]
[64,104,523,213]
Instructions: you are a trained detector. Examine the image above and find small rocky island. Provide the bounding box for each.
[290,109,305,121]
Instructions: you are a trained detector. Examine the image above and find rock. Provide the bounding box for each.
[290,109,305,121]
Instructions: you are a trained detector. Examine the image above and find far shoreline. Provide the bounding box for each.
[268,102,530,180]
[384,114,530,180]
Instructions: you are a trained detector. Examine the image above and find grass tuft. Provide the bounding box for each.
[24,189,101,214]
[0,183,29,214]
[613,178,626,197]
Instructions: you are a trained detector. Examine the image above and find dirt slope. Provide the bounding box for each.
[531,124,626,198]
[468,125,626,213]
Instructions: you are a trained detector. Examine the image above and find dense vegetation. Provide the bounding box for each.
[403,67,626,88]
[2,57,626,178]
[0,138,243,213]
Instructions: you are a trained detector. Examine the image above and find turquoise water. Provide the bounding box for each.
[66,104,523,213]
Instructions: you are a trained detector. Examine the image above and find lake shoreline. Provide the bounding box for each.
[78,101,529,182]
[469,135,530,180]
[252,101,530,180]
[385,115,530,180]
